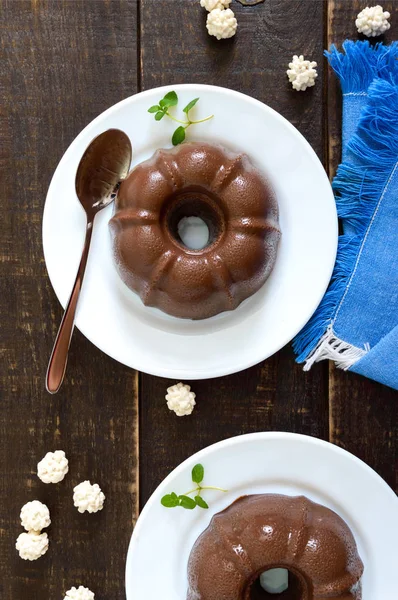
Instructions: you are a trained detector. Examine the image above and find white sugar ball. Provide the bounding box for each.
[20,500,50,532]
[73,481,105,514]
[37,450,69,484]
[16,531,49,560]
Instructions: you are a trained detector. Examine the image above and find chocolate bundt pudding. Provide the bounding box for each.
[109,142,280,320]
[187,494,363,599]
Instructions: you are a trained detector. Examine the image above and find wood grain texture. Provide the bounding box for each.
[1,1,397,598]
[139,0,330,505]
[327,0,398,493]
[140,0,327,154]
[140,353,328,502]
[0,1,139,598]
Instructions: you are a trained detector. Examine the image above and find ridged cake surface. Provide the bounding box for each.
[187,494,363,599]
[110,142,280,320]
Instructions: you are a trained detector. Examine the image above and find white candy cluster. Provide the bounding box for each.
[15,450,105,573]
[287,55,318,91]
[166,382,196,416]
[64,586,95,600]
[200,0,231,10]
[16,531,49,561]
[356,5,391,37]
[73,480,105,514]
[16,500,50,560]
[206,8,238,40]
[20,500,51,532]
[37,450,69,484]
[199,0,237,41]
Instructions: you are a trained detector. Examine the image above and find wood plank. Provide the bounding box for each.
[0,1,139,598]
[139,0,329,504]
[327,0,398,493]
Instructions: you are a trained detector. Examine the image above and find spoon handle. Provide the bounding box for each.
[46,220,94,394]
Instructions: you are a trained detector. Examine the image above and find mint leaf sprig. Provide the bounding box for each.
[148,91,214,146]
[161,464,227,510]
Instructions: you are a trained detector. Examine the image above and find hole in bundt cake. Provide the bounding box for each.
[177,216,210,250]
[259,569,289,594]
[248,568,305,599]
[164,187,225,252]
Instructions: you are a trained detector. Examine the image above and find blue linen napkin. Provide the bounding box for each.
[294,41,398,391]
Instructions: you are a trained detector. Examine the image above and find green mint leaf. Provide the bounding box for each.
[162,90,178,107]
[161,493,179,508]
[183,98,199,114]
[155,111,165,121]
[172,126,186,146]
[159,99,167,109]
[192,464,204,484]
[195,495,209,509]
[178,495,196,510]
[148,105,160,113]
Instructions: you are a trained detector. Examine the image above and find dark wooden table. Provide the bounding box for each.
[1,1,397,598]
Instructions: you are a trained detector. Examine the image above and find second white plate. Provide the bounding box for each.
[42,84,337,378]
[126,432,398,600]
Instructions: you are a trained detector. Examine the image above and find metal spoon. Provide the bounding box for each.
[46,129,132,394]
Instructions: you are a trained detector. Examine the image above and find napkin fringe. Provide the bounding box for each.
[302,325,370,371]
[294,76,398,369]
[325,40,398,94]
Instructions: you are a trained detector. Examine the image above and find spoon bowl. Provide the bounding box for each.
[76,128,132,214]
[46,129,132,394]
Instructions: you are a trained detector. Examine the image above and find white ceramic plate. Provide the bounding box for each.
[42,84,337,379]
[125,432,398,600]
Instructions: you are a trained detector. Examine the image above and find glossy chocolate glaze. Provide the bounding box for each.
[187,494,363,600]
[109,142,280,320]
